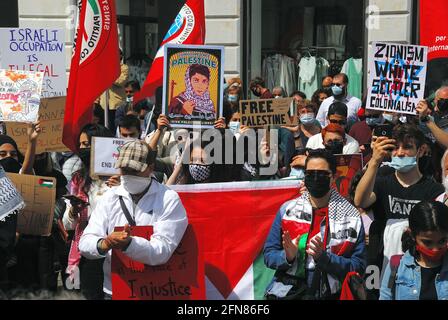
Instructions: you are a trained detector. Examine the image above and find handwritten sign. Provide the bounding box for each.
[91,137,133,177]
[6,173,56,236]
[333,154,363,199]
[239,98,297,127]
[0,69,43,122]
[366,42,428,115]
[0,28,67,98]
[111,225,205,300]
[6,96,69,154]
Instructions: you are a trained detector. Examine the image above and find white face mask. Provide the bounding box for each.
[121,175,151,194]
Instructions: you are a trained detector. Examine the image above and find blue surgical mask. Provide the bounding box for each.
[300,113,315,126]
[229,121,240,134]
[332,85,344,96]
[366,117,382,127]
[389,156,417,173]
[227,94,239,102]
[290,167,305,180]
[383,113,394,123]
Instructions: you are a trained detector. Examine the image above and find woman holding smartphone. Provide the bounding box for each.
[62,124,115,300]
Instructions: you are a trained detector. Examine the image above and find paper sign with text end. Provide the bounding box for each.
[6,173,56,236]
[239,98,297,127]
[5,96,69,154]
[91,136,134,178]
[111,225,205,300]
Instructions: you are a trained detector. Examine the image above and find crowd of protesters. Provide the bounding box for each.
[1,65,448,300]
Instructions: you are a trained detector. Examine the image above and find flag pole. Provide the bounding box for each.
[104,90,110,129]
[144,103,156,137]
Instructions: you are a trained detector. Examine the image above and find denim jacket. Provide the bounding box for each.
[380,250,448,300]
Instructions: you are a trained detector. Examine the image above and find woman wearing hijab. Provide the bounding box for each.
[168,64,216,119]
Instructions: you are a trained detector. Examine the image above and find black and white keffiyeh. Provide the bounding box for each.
[0,165,25,221]
[180,66,215,115]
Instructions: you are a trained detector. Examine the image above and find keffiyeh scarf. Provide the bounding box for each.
[0,165,25,222]
[180,66,215,115]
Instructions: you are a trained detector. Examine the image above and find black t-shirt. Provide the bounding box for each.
[373,174,444,221]
[420,263,442,300]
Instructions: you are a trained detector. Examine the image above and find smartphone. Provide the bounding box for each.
[373,124,393,138]
[62,194,89,207]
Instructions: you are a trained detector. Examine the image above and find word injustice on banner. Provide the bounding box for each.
[366,42,428,115]
[239,98,297,127]
[0,28,67,98]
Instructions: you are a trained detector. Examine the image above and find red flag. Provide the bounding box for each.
[63,0,120,151]
[133,0,206,103]
[420,0,448,61]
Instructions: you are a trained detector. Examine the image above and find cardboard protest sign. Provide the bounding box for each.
[111,225,205,300]
[333,154,363,199]
[90,137,133,177]
[6,173,56,236]
[0,69,43,122]
[239,98,297,127]
[0,28,67,98]
[163,44,224,128]
[6,96,69,154]
[366,42,428,115]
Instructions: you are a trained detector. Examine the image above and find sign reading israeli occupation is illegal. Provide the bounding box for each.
[366,42,428,115]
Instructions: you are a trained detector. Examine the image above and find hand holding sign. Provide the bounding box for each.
[27,120,42,142]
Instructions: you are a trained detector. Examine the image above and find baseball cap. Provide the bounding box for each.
[115,140,152,172]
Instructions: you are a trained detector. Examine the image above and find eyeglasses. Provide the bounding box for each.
[329,119,347,125]
[331,83,344,87]
[305,170,332,177]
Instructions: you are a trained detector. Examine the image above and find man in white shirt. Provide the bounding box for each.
[316,73,362,128]
[79,140,188,299]
[307,101,360,154]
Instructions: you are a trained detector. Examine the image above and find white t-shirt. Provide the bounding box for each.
[306,132,360,154]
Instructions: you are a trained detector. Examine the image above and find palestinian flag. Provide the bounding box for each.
[172,180,300,299]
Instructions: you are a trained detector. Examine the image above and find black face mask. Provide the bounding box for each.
[325,140,344,155]
[78,148,91,168]
[438,99,448,113]
[0,157,21,173]
[305,172,331,198]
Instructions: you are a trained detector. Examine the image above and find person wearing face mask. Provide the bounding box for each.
[321,124,347,155]
[349,107,383,163]
[249,77,273,99]
[354,124,444,276]
[272,86,286,99]
[316,74,362,129]
[436,149,448,205]
[307,102,360,154]
[380,200,448,300]
[62,123,115,300]
[263,149,366,300]
[225,77,243,105]
[79,140,188,299]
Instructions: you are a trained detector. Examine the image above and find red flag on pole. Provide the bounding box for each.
[133,0,206,104]
[63,0,120,151]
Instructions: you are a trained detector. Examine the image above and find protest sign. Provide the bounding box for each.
[111,225,205,300]
[6,96,68,154]
[239,98,297,127]
[333,154,363,199]
[91,137,133,177]
[163,44,224,128]
[366,42,428,115]
[0,69,43,122]
[6,173,56,236]
[0,28,67,98]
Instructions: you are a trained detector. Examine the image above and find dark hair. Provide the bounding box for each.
[305,148,337,174]
[250,77,265,89]
[402,200,448,256]
[0,134,24,163]
[189,64,210,80]
[311,89,329,105]
[93,103,104,124]
[118,115,141,134]
[125,80,141,91]
[392,123,425,149]
[290,91,307,100]
[328,101,348,118]
[334,73,349,84]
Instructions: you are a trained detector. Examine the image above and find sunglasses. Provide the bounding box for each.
[305,170,332,177]
[331,83,344,87]
[329,119,347,125]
